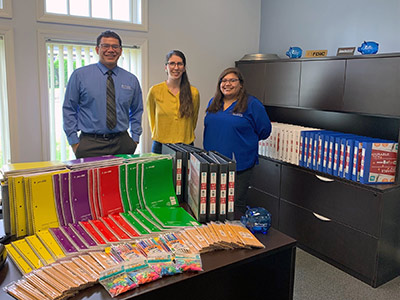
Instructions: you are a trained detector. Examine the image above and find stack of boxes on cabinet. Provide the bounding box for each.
[259,122,398,184]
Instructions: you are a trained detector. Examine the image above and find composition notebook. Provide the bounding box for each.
[140,158,178,207]
[97,165,124,216]
[69,169,93,223]
[26,170,68,233]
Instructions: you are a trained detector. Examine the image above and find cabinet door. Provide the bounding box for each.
[264,61,300,106]
[279,200,377,283]
[343,57,400,116]
[236,62,266,101]
[249,157,280,197]
[280,165,381,237]
[300,60,345,111]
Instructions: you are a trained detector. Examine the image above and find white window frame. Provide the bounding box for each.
[0,26,16,165]
[0,0,12,19]
[37,29,149,161]
[36,0,148,31]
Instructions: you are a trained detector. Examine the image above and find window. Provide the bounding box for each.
[36,0,147,31]
[0,33,12,168]
[0,0,12,19]
[43,37,145,161]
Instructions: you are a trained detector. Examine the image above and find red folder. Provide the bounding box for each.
[97,166,123,217]
[109,214,140,238]
[79,221,107,245]
[89,219,119,243]
[100,216,131,240]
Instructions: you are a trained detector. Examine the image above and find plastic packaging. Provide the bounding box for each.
[99,265,138,297]
[240,206,271,234]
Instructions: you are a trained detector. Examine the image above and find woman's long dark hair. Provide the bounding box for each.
[166,50,194,118]
[206,67,248,113]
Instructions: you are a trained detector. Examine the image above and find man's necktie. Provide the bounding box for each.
[106,70,117,130]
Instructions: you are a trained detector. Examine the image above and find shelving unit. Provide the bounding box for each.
[236,53,400,287]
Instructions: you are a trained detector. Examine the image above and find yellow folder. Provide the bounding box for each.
[24,176,34,235]
[7,177,16,236]
[10,176,28,238]
[36,229,66,260]
[5,244,33,274]
[11,239,44,269]
[27,172,60,233]
[25,235,55,265]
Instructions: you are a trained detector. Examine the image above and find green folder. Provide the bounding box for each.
[136,163,145,208]
[136,208,167,230]
[119,164,130,212]
[141,159,178,207]
[147,206,200,228]
[129,210,162,233]
[120,212,150,235]
[126,163,141,210]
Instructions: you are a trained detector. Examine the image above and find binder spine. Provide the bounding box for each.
[218,172,227,221]
[208,171,217,221]
[176,158,182,198]
[200,171,208,221]
[227,171,235,220]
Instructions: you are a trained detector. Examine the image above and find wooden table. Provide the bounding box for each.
[0,228,296,300]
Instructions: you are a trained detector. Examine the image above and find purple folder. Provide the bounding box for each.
[52,174,65,226]
[69,223,98,248]
[49,227,78,254]
[69,170,93,223]
[60,173,74,225]
[60,225,88,251]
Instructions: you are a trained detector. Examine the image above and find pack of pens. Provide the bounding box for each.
[158,233,203,272]
[134,238,181,277]
[3,254,101,300]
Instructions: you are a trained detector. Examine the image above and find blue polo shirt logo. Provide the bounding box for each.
[232,113,243,117]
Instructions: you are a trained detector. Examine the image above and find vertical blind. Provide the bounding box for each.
[0,35,10,168]
[46,41,142,161]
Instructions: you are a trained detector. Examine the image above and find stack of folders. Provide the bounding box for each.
[1,153,203,274]
[259,122,398,184]
[161,143,204,204]
[162,144,237,222]
[188,150,236,223]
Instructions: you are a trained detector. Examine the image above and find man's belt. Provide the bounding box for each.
[81,131,124,139]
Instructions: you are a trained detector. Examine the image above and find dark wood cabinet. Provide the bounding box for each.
[254,157,400,287]
[236,61,266,102]
[236,53,400,117]
[343,57,400,116]
[299,60,345,110]
[237,53,400,287]
[279,199,379,283]
[265,61,300,107]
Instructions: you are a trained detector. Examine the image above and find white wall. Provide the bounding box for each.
[147,0,261,149]
[1,0,261,163]
[259,0,400,57]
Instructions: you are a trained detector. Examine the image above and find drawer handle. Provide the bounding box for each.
[315,174,334,182]
[313,212,331,222]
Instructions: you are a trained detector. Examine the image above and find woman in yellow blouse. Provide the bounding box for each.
[147,50,200,153]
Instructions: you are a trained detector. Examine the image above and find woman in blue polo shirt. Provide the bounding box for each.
[203,67,271,214]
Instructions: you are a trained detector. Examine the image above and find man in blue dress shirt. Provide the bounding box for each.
[63,30,143,158]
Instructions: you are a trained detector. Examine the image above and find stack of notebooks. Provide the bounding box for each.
[1,154,200,254]
[162,144,236,222]
[259,122,398,184]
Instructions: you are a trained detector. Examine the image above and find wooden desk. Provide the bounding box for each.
[0,228,296,300]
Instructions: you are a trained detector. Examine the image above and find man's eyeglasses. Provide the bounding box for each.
[100,44,122,50]
[167,62,184,68]
[220,78,240,84]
